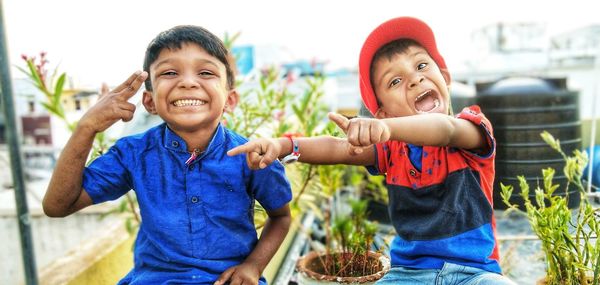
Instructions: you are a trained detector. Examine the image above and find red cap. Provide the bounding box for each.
[359,17,448,115]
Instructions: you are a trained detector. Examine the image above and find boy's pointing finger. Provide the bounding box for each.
[328,112,350,133]
[227,143,253,157]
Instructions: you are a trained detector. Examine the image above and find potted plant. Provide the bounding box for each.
[296,199,390,285]
[500,131,599,285]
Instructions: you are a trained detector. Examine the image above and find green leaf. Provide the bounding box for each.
[15,65,38,85]
[222,31,241,50]
[118,200,127,213]
[541,131,561,152]
[535,188,545,209]
[499,183,514,207]
[25,59,49,95]
[53,73,67,106]
[40,101,54,112]
[542,167,555,193]
[517,176,530,201]
[125,218,134,234]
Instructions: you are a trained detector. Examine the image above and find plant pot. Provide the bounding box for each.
[296,251,390,285]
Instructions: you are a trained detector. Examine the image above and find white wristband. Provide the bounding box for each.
[281,137,300,164]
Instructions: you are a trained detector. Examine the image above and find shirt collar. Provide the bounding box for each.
[163,122,226,155]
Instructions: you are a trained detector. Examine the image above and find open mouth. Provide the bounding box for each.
[414,90,440,113]
[172,99,207,107]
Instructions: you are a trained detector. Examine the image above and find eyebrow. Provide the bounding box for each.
[153,58,221,70]
[378,49,429,85]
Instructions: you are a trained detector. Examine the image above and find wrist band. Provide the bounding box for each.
[281,136,300,164]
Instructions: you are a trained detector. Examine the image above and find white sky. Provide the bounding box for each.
[3,0,598,89]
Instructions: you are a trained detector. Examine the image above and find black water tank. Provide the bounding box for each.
[476,77,581,209]
[450,81,477,115]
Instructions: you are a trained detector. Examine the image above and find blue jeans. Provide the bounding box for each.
[375,262,516,285]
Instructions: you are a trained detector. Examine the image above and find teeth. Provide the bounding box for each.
[173,99,206,107]
[415,90,431,102]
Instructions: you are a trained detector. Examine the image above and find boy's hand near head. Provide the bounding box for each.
[78,71,148,134]
[42,70,148,217]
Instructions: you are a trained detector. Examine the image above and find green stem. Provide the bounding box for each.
[292,165,316,206]
[593,251,600,285]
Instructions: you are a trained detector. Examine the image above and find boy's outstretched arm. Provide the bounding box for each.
[42,71,147,217]
[227,133,375,169]
[214,205,291,285]
[329,112,487,151]
[381,113,488,150]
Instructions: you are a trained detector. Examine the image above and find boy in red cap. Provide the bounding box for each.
[229,17,515,284]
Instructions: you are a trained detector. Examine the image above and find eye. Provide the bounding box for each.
[160,70,177,76]
[389,77,401,88]
[417,63,427,70]
[199,70,215,77]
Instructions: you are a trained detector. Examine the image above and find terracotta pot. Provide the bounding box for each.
[296,251,390,285]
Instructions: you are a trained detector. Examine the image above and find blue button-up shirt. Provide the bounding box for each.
[83,123,292,284]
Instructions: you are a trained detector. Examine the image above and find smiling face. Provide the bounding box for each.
[142,42,236,134]
[371,45,450,119]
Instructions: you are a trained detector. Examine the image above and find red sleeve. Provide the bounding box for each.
[369,142,391,175]
[456,105,496,159]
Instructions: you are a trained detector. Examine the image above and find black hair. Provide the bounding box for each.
[143,25,235,91]
[369,39,422,91]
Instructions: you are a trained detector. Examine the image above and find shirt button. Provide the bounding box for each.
[188,164,194,170]
[191,196,199,203]
[171,141,179,147]
[409,169,417,177]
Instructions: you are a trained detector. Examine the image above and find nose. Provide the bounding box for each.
[178,73,199,89]
[408,75,424,89]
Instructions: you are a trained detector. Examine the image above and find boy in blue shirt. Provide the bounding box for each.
[42,25,292,285]
[229,17,515,284]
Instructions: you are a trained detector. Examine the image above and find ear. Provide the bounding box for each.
[441,68,451,88]
[374,107,389,119]
[142,90,158,114]
[439,69,453,115]
[224,89,239,113]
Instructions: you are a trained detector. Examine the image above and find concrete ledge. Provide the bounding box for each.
[38,219,134,285]
[36,214,300,284]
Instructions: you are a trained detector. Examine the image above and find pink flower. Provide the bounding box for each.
[273,110,285,121]
[285,70,296,85]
